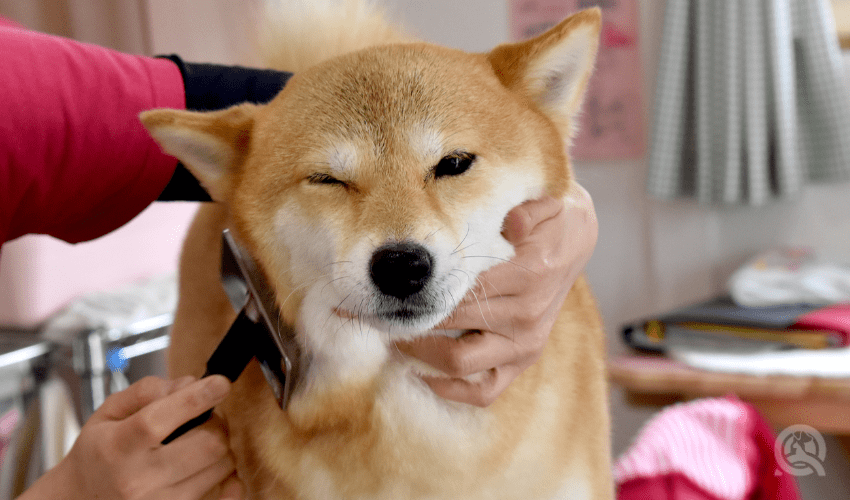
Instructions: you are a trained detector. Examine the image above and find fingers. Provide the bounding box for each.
[169,375,199,394]
[396,329,544,383]
[438,264,559,335]
[126,375,231,446]
[501,195,564,243]
[94,376,176,422]
[442,186,596,330]
[396,334,528,407]
[455,197,569,302]
[562,182,598,264]
[94,375,200,423]
[59,375,238,500]
[419,366,521,407]
[167,454,243,500]
[155,416,232,486]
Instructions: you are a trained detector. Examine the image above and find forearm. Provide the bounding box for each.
[15,459,76,500]
[0,25,184,244]
[0,24,292,244]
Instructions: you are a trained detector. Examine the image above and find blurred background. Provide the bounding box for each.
[1,0,850,498]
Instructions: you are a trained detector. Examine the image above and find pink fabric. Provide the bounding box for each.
[0,16,22,28]
[615,397,801,500]
[618,473,726,500]
[793,303,850,344]
[0,21,184,245]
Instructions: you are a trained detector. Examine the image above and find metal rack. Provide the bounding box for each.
[0,314,172,498]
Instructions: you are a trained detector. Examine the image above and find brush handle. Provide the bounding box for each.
[161,307,259,445]
[162,408,214,445]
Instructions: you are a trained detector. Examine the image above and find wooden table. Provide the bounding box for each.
[608,354,850,435]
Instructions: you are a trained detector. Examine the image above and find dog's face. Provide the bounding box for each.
[240,44,566,336]
[142,10,600,340]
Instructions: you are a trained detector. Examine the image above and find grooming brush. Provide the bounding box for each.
[162,229,301,444]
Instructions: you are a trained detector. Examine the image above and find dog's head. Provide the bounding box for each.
[142,10,600,340]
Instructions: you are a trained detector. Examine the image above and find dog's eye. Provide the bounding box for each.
[433,153,476,179]
[308,173,348,187]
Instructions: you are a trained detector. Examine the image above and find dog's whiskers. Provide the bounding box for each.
[451,268,494,332]
[451,224,472,254]
[423,226,443,243]
[461,255,540,276]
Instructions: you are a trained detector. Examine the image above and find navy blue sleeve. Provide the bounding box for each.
[156,55,292,202]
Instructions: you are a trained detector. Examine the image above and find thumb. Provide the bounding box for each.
[501,196,563,243]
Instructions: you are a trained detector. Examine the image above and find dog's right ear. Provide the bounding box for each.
[140,104,257,201]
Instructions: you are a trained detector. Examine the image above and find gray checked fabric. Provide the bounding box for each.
[647,0,850,206]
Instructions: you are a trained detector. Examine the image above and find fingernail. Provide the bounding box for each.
[203,376,231,401]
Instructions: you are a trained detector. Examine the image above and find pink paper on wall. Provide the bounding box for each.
[508,0,644,160]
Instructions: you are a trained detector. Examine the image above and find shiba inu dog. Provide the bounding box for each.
[141,1,611,498]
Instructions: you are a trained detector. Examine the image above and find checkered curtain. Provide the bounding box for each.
[647,0,850,206]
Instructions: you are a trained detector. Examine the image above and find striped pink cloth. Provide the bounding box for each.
[615,397,801,500]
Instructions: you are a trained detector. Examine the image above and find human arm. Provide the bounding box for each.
[0,23,290,244]
[0,24,184,244]
[395,183,598,407]
[18,376,243,500]
[0,20,296,499]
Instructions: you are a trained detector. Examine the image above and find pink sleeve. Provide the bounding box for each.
[0,24,185,244]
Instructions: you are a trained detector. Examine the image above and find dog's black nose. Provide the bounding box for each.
[369,243,433,300]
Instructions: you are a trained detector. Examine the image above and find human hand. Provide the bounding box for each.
[395,183,598,407]
[24,375,243,500]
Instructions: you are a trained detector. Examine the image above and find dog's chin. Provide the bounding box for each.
[367,307,449,339]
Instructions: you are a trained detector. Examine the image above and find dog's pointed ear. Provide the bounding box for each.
[487,8,601,139]
[140,104,258,201]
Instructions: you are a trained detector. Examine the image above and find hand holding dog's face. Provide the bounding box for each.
[395,184,598,407]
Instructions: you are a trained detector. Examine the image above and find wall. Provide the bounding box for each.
[0,0,200,327]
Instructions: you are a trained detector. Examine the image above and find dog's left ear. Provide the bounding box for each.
[487,8,601,139]
[140,104,258,202]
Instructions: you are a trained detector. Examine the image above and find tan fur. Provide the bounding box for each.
[258,0,410,72]
[144,2,611,498]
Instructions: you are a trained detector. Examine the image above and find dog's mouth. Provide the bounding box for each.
[376,303,441,323]
[334,302,446,331]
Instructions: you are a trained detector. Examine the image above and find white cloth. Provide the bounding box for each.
[41,273,177,344]
[669,343,850,377]
[728,248,850,306]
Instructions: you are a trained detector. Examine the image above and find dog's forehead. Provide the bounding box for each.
[267,46,500,171]
[288,44,500,131]
[314,125,443,175]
